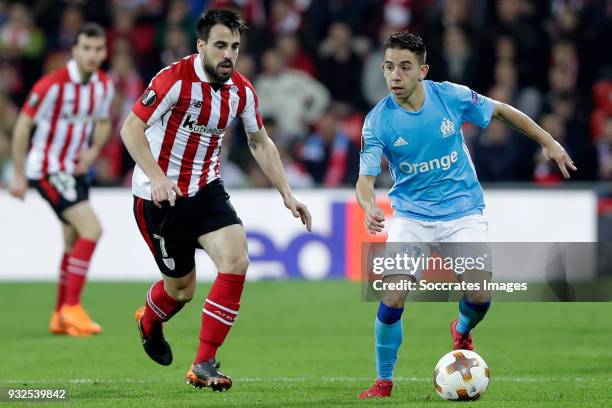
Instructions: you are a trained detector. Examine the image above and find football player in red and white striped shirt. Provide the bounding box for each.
[121,9,311,391]
[9,23,114,336]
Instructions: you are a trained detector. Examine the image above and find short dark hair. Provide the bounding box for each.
[384,31,427,64]
[196,8,248,41]
[73,22,106,46]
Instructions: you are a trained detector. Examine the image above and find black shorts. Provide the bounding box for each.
[133,179,242,278]
[30,172,90,223]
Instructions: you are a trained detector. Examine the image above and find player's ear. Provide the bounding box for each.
[196,39,205,53]
[419,64,429,81]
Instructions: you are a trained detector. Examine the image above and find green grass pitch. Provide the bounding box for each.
[0,281,610,407]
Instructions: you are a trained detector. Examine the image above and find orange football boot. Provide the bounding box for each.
[59,304,102,336]
[49,311,67,335]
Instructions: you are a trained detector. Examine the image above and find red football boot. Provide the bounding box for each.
[451,319,473,351]
[358,379,393,399]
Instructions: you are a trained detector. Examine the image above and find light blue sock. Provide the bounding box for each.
[375,317,403,380]
[457,298,491,334]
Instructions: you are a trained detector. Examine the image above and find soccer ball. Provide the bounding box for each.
[433,349,490,401]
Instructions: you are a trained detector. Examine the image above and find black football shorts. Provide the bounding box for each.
[30,172,90,223]
[133,179,242,278]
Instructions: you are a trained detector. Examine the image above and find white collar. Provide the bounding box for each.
[67,59,98,84]
[193,54,234,86]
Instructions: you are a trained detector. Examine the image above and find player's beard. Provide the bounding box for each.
[204,59,233,84]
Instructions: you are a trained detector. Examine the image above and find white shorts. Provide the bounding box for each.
[387,214,489,243]
[384,214,491,276]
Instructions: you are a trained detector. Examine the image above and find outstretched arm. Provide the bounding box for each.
[492,101,577,178]
[247,126,312,231]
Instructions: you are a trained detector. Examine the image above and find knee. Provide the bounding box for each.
[382,299,405,309]
[380,276,410,308]
[464,290,491,304]
[167,286,194,304]
[90,225,103,241]
[89,221,103,241]
[381,293,406,309]
[173,290,194,304]
[77,220,103,241]
[222,252,249,275]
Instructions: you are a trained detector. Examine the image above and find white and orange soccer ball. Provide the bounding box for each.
[433,349,490,401]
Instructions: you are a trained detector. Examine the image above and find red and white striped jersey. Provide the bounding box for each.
[22,59,114,179]
[131,54,263,199]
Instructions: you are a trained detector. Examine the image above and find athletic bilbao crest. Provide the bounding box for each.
[230,98,238,116]
[162,257,176,271]
[440,118,455,138]
[141,89,157,106]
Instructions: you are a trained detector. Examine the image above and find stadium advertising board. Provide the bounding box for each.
[0,189,596,281]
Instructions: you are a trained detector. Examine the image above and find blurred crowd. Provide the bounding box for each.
[0,0,611,189]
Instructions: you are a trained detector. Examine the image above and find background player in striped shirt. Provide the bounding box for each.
[9,23,114,337]
[121,9,312,391]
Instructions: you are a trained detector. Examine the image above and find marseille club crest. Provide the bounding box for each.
[440,118,455,138]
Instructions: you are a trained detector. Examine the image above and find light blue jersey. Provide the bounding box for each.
[360,80,494,221]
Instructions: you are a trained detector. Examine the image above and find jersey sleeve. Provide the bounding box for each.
[447,82,494,128]
[359,116,385,176]
[132,67,180,126]
[96,80,115,120]
[21,76,58,120]
[240,82,263,133]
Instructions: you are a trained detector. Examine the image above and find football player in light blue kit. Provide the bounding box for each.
[357,32,576,399]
